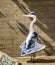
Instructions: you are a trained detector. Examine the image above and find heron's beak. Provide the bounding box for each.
[23,15,30,17]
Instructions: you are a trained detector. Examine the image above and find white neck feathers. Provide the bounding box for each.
[29,16,36,32]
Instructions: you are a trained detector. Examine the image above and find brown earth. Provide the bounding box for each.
[0,0,55,56]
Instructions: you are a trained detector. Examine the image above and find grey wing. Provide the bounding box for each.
[34,42,46,51]
[26,38,36,49]
[20,41,26,49]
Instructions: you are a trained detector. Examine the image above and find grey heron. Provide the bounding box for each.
[20,12,45,61]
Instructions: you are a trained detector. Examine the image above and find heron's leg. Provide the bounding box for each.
[31,54,35,62]
[31,54,32,61]
[32,53,35,61]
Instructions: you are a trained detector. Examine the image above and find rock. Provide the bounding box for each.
[0,51,22,65]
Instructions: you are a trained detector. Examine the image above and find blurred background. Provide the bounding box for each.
[0,0,55,57]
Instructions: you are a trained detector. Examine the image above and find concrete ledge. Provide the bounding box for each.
[15,56,55,65]
[16,56,55,59]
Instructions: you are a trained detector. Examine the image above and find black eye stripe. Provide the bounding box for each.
[29,12,36,15]
[30,13,36,15]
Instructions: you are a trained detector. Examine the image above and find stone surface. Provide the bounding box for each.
[0,51,21,65]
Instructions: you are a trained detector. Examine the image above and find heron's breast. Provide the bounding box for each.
[32,32,38,38]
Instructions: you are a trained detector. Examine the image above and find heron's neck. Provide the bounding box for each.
[29,17,36,32]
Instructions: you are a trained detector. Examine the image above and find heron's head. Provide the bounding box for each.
[23,12,36,21]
